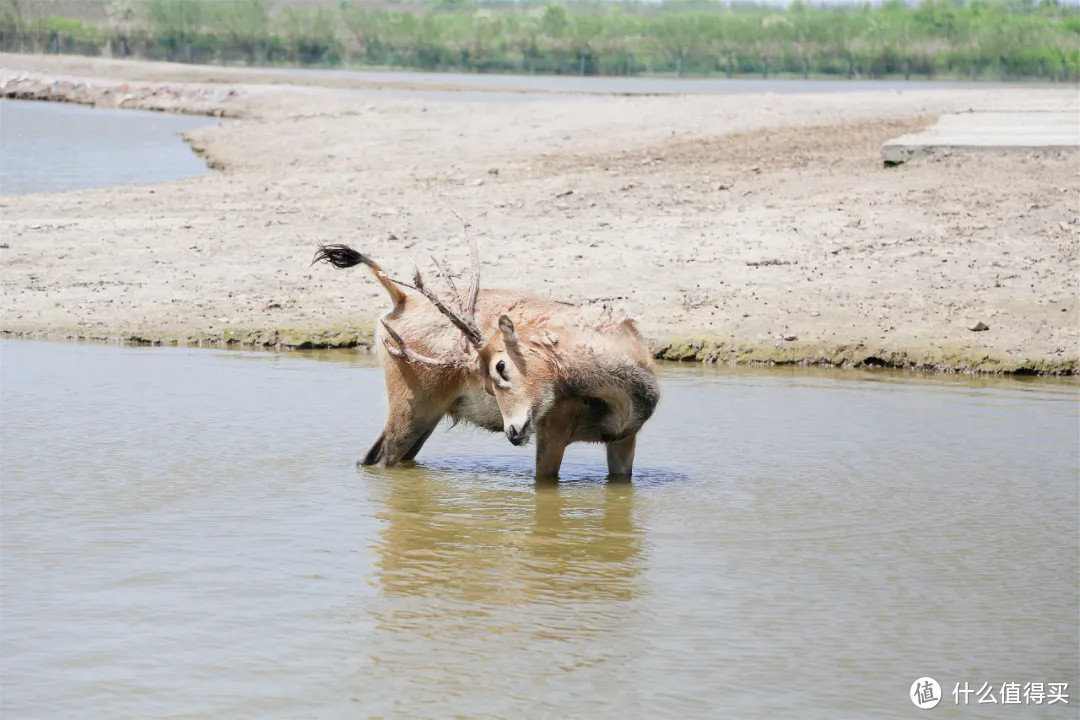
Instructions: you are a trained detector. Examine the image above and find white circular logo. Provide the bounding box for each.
[910,677,942,709]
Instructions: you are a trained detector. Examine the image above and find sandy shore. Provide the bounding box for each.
[2,55,1078,374]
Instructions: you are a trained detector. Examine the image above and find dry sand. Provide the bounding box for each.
[2,54,1078,374]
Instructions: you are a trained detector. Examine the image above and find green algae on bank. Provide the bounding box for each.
[3,326,1075,376]
[0,324,376,351]
[651,336,1078,376]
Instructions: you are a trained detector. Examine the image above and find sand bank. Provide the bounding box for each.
[2,55,1077,374]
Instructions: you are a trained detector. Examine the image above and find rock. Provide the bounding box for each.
[782,334,798,341]
[968,321,990,331]
[746,258,796,267]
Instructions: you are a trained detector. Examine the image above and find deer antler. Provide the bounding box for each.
[385,216,485,350]
[380,319,468,369]
[452,209,481,320]
[378,213,486,367]
[430,254,464,312]
[385,267,482,348]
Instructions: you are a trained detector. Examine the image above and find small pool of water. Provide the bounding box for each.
[0,100,219,196]
[2,340,1077,718]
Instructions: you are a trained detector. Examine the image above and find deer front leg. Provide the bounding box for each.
[534,398,580,480]
[606,434,637,479]
[534,427,569,481]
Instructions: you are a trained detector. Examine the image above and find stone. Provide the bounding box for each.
[883,112,1079,165]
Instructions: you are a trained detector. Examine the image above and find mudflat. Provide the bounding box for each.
[2,54,1077,373]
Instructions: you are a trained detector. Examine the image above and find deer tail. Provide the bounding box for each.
[312,244,406,307]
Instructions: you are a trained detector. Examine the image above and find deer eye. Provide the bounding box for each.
[495,359,509,381]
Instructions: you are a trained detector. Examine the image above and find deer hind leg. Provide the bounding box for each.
[360,415,441,468]
[402,420,439,462]
[360,388,447,468]
[361,431,388,466]
[605,434,637,479]
[361,355,457,468]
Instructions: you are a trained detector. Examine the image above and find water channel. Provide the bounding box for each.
[0,99,218,196]
[2,340,1077,718]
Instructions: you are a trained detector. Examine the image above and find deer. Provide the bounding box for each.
[312,223,659,480]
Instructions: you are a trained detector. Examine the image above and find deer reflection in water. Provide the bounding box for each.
[370,468,643,607]
[351,468,648,709]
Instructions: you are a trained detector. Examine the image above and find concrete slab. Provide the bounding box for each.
[882,111,1079,164]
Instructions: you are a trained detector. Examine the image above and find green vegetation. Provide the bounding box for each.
[1,0,1077,80]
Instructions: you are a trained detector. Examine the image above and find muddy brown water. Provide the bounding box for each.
[1,339,1077,718]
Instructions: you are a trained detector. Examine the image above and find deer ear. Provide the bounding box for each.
[498,315,518,344]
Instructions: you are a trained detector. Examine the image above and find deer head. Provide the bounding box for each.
[381,218,558,446]
[475,315,563,446]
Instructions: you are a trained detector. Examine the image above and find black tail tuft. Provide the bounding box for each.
[312,244,368,269]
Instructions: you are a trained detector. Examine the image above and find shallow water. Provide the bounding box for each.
[1,340,1077,718]
[0,100,218,195]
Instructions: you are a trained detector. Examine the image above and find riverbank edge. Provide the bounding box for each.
[6,52,1053,97]
[1,70,246,117]
[2,328,1074,376]
[0,60,588,117]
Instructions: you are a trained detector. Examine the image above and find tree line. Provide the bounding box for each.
[1,0,1077,80]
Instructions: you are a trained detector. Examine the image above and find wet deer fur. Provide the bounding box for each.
[312,235,659,480]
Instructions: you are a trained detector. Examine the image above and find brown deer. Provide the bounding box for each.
[312,225,659,480]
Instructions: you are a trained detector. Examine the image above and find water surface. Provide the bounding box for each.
[0,100,218,195]
[1,340,1077,718]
